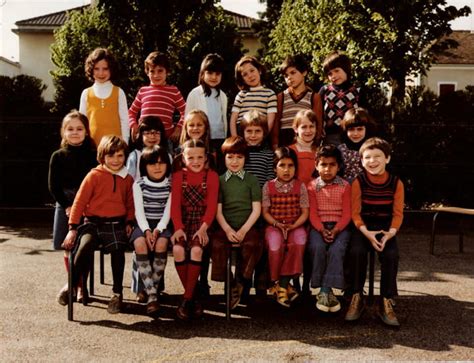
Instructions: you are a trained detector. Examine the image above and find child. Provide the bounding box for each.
[307,145,351,313]
[230,56,277,136]
[345,137,404,327]
[272,55,323,148]
[79,48,129,145]
[211,136,263,310]
[185,53,228,154]
[49,111,97,305]
[262,147,309,307]
[131,145,172,315]
[338,107,376,182]
[128,51,186,144]
[319,51,365,145]
[60,135,134,314]
[170,139,219,320]
[289,110,319,185]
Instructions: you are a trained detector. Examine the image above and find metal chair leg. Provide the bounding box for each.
[89,251,95,296]
[430,212,439,255]
[67,251,74,321]
[368,249,375,305]
[100,249,105,284]
[225,249,232,321]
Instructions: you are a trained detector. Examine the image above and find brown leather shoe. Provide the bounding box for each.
[176,299,191,321]
[192,299,204,318]
[380,297,400,327]
[136,290,147,303]
[146,300,160,315]
[345,293,364,321]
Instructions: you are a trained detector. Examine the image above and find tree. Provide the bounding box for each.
[0,75,47,116]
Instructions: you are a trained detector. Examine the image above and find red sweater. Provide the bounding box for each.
[69,165,135,227]
[171,168,219,231]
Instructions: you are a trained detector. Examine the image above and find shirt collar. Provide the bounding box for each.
[224,169,246,182]
[274,178,294,190]
[315,175,345,191]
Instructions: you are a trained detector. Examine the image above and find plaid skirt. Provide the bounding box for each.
[78,216,130,253]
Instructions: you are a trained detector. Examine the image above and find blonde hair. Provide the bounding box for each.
[240,109,268,136]
[292,110,319,151]
[60,110,93,148]
[179,109,210,148]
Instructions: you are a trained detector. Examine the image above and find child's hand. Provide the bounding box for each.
[379,228,397,249]
[322,228,334,243]
[225,228,240,244]
[361,227,384,252]
[145,230,156,250]
[62,230,77,250]
[65,207,71,217]
[131,125,139,142]
[171,229,186,245]
[193,224,209,246]
[126,224,133,238]
[235,227,248,242]
[170,126,182,144]
[152,229,160,243]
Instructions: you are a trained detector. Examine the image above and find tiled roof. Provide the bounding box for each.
[434,31,474,64]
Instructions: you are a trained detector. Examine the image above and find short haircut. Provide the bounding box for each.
[273,146,298,174]
[97,135,129,164]
[144,51,170,73]
[280,54,309,75]
[316,144,343,166]
[85,48,118,82]
[340,107,376,143]
[240,109,268,135]
[139,145,171,178]
[199,53,225,97]
[136,116,167,149]
[60,109,93,148]
[179,109,210,147]
[322,51,352,80]
[292,109,318,130]
[221,135,248,156]
[235,55,265,90]
[359,137,392,158]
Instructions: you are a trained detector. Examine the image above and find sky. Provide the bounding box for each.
[0,0,472,61]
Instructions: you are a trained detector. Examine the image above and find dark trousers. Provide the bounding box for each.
[348,229,399,298]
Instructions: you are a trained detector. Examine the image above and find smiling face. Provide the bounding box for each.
[316,156,340,183]
[240,62,261,88]
[142,129,161,148]
[183,147,206,173]
[275,157,296,183]
[147,65,167,86]
[146,159,167,181]
[347,125,366,144]
[244,125,264,146]
[225,153,245,173]
[92,59,111,84]
[63,117,87,146]
[186,115,206,141]
[283,66,307,91]
[327,67,348,86]
[361,148,390,176]
[294,116,316,143]
[104,150,125,172]
[203,70,222,88]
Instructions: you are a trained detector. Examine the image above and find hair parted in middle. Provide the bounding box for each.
[234,55,266,90]
[179,109,211,147]
[273,146,299,174]
[85,47,118,82]
[199,53,225,97]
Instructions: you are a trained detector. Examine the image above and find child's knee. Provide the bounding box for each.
[173,245,185,260]
[190,246,203,260]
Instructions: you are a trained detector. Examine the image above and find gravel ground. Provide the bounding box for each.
[1,222,473,362]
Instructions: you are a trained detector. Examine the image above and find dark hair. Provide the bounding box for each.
[199,53,224,97]
[144,51,170,73]
[273,146,298,174]
[97,135,128,164]
[85,48,118,82]
[240,109,268,136]
[139,145,171,178]
[280,54,309,75]
[359,137,392,158]
[340,107,376,144]
[136,116,167,150]
[60,109,94,149]
[235,55,266,90]
[221,135,248,157]
[322,51,352,81]
[316,144,343,166]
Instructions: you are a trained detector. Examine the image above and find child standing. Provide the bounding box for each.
[170,139,219,320]
[307,145,351,313]
[272,55,323,148]
[262,147,309,307]
[345,137,404,326]
[319,51,365,145]
[60,135,135,314]
[79,48,129,145]
[128,51,186,145]
[338,107,375,182]
[230,56,277,136]
[49,111,97,305]
[131,145,172,315]
[211,136,263,310]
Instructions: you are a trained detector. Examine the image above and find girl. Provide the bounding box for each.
[262,147,309,307]
[48,110,97,305]
[230,56,277,136]
[170,139,219,320]
[79,48,129,145]
[131,145,172,315]
[289,110,319,185]
[178,110,211,151]
[338,107,376,182]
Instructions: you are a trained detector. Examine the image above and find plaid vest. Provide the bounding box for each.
[268,180,302,224]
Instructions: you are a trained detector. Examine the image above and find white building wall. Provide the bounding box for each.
[422,64,474,95]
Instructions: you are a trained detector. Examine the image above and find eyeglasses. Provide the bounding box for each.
[142,130,161,137]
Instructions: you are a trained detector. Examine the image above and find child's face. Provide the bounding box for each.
[146,160,167,181]
[316,156,340,183]
[147,65,167,86]
[186,116,206,141]
[283,66,307,90]
[244,125,264,146]
[142,129,161,148]
[64,118,87,146]
[275,157,296,183]
[183,147,206,173]
[361,148,390,176]
[240,62,261,88]
[327,67,348,86]
[203,70,222,88]
[225,153,245,173]
[294,116,316,143]
[93,59,111,84]
[104,150,126,172]
[347,125,366,144]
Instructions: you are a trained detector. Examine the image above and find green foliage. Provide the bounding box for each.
[0,75,47,116]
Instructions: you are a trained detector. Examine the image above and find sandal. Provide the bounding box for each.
[230,282,243,310]
[276,286,290,308]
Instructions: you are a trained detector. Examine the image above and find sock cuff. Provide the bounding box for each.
[175,260,186,266]
[136,254,149,261]
[189,260,202,266]
[155,252,168,259]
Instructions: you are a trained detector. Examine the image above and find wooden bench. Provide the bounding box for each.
[430,206,474,255]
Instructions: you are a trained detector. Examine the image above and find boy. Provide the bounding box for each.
[61,135,135,314]
[345,137,404,326]
[128,51,186,144]
[272,55,323,148]
[211,136,263,309]
[319,51,365,145]
[307,145,351,313]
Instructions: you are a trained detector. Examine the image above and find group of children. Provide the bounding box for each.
[48,48,404,327]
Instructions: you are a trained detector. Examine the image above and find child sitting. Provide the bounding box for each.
[345,137,404,327]
[307,145,351,313]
